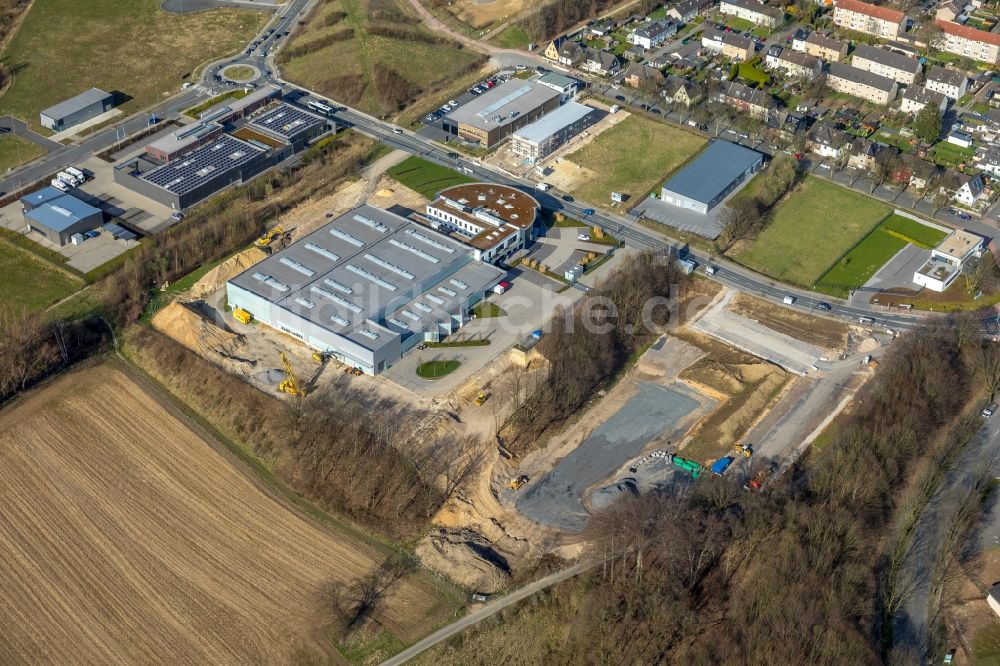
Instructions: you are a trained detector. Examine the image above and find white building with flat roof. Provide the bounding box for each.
[913,228,984,291]
[511,102,596,164]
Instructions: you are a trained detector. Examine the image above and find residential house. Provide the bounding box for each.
[556,40,585,67]
[953,172,986,205]
[624,62,666,88]
[768,110,809,140]
[948,129,974,147]
[668,0,708,23]
[925,66,968,100]
[826,62,899,105]
[663,75,705,107]
[808,122,853,158]
[623,45,646,60]
[848,138,895,170]
[719,0,783,28]
[894,153,936,188]
[936,0,961,22]
[766,46,822,78]
[544,36,567,62]
[581,48,622,76]
[791,27,811,52]
[719,81,778,119]
[851,44,922,85]
[901,86,949,114]
[629,19,677,49]
[975,146,1000,176]
[833,0,906,40]
[913,228,984,291]
[800,31,849,61]
[536,71,579,102]
[701,28,755,60]
[934,21,1000,64]
[587,22,612,37]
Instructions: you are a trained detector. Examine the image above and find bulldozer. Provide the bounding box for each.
[277,352,306,398]
[508,474,529,491]
[474,391,488,406]
[254,225,285,248]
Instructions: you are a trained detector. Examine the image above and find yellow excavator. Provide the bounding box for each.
[734,443,753,458]
[278,352,306,398]
[255,225,285,248]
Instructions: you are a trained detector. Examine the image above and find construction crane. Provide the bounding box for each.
[254,225,284,248]
[277,352,305,398]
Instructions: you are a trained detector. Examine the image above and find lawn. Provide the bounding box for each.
[489,24,531,49]
[930,140,976,167]
[732,176,892,287]
[0,239,83,315]
[472,301,506,318]
[0,135,45,171]
[221,65,256,82]
[566,115,706,205]
[416,359,461,378]
[974,621,1000,665]
[386,156,474,199]
[279,0,485,117]
[737,62,769,86]
[0,0,258,130]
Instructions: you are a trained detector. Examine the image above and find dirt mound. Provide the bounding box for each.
[152,301,245,357]
[190,247,267,299]
[415,528,512,593]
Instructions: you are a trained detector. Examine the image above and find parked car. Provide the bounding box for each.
[959,212,972,220]
[392,128,403,134]
[448,100,458,107]
[0,127,10,134]
[562,195,574,202]
[817,302,832,311]
[615,95,626,101]
[578,233,592,241]
[983,403,998,418]
[170,211,185,221]
[582,208,595,216]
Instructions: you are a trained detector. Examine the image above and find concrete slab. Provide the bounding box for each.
[632,196,726,239]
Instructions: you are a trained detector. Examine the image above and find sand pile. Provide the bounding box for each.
[152,301,245,357]
[190,247,267,299]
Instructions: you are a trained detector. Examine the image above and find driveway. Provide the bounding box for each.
[853,244,927,305]
[0,116,61,151]
[632,197,726,239]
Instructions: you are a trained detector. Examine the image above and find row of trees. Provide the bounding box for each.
[504,252,686,452]
[521,0,622,42]
[717,152,798,250]
[523,322,984,663]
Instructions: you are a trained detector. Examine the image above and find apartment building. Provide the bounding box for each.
[851,44,922,84]
[719,0,783,27]
[925,66,968,100]
[833,0,906,40]
[766,47,823,78]
[934,20,1000,64]
[701,28,755,60]
[827,62,898,104]
[800,31,850,61]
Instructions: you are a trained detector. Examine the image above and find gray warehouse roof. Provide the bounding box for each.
[229,205,504,353]
[445,80,560,131]
[141,134,264,195]
[537,72,578,90]
[24,194,101,232]
[513,101,594,144]
[661,141,762,205]
[40,88,112,121]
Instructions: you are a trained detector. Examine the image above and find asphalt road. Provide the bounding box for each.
[380,560,595,666]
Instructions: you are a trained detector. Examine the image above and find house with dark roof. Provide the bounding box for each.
[851,44,922,85]
[925,67,968,100]
[718,81,777,119]
[808,123,853,158]
[901,86,948,115]
[629,19,677,49]
[581,48,622,76]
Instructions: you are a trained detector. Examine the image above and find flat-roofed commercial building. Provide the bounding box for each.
[833,0,906,39]
[851,44,922,84]
[913,228,984,291]
[660,141,763,214]
[40,88,115,132]
[510,102,596,164]
[424,183,540,264]
[20,187,103,245]
[442,80,561,147]
[226,205,505,374]
[826,62,898,105]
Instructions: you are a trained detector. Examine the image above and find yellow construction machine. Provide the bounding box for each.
[278,352,306,398]
[255,225,285,248]
[232,307,252,325]
[508,474,529,491]
[474,391,488,406]
[734,443,753,458]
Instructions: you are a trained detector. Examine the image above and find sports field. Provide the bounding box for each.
[814,215,948,298]
[732,177,892,287]
[566,115,706,205]
[0,0,257,131]
[0,364,457,664]
[387,155,475,199]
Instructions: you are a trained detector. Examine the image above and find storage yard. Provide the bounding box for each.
[0,364,457,665]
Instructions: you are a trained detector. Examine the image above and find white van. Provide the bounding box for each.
[782,295,795,305]
[610,104,621,113]
[65,166,86,181]
[537,182,551,191]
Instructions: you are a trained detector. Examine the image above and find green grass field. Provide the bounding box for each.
[975,621,1000,665]
[813,215,948,297]
[732,177,892,286]
[489,24,531,49]
[387,156,474,199]
[0,135,45,171]
[280,0,484,117]
[0,0,258,131]
[416,359,460,378]
[566,115,706,205]
[0,239,83,315]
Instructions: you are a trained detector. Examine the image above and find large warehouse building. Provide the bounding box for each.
[40,88,115,132]
[442,80,561,148]
[660,141,763,214]
[226,205,505,375]
[114,100,331,209]
[20,186,103,245]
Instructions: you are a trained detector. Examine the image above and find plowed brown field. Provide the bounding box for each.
[0,364,452,665]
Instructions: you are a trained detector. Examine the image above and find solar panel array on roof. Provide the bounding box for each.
[141,135,263,195]
[249,103,325,140]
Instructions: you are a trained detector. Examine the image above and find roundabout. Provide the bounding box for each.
[220,64,259,83]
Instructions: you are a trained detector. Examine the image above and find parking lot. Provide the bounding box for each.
[416,70,521,144]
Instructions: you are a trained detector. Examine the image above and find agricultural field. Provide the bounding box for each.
[0,364,457,665]
[387,155,474,198]
[731,176,891,287]
[565,115,706,205]
[280,0,486,117]
[0,238,82,314]
[815,215,948,298]
[0,0,258,132]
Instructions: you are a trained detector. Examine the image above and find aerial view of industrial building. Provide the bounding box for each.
[659,141,763,214]
[39,88,116,132]
[226,204,505,374]
[441,80,561,147]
